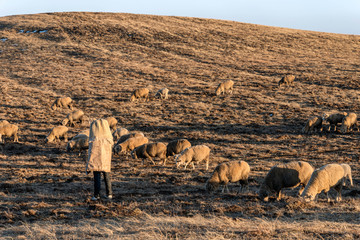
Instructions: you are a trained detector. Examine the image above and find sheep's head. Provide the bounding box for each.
[258,184,271,201]
[205,181,219,192]
[113,145,122,155]
[175,154,183,169]
[51,104,57,111]
[46,135,54,143]
[215,87,221,96]
[130,95,136,102]
[322,113,329,121]
[301,193,315,202]
[66,141,75,152]
[130,149,136,159]
[62,119,69,126]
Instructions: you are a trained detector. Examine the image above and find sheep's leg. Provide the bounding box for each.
[225,185,230,193]
[205,156,209,170]
[144,152,155,165]
[64,133,68,142]
[276,190,282,201]
[14,133,19,142]
[326,191,331,202]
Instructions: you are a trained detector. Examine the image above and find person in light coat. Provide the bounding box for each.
[86,119,114,200]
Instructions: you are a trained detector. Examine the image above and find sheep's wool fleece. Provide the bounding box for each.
[86,119,114,172]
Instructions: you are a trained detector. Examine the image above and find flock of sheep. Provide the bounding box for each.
[0,76,356,202]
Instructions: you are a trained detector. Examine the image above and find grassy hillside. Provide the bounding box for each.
[0,12,359,239]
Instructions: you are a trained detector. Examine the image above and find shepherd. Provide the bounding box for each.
[86,119,114,200]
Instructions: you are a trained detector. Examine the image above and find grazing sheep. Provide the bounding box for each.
[130,88,150,102]
[259,161,314,201]
[340,112,357,133]
[166,139,191,157]
[206,160,250,193]
[131,142,167,165]
[155,88,169,100]
[322,112,347,132]
[0,120,9,128]
[46,126,69,143]
[51,97,73,111]
[112,127,129,141]
[116,132,144,145]
[301,163,347,202]
[175,145,211,170]
[302,116,323,134]
[278,75,295,87]
[113,136,149,155]
[215,80,234,96]
[106,117,117,130]
[62,110,85,127]
[66,133,89,155]
[340,164,353,187]
[0,124,19,142]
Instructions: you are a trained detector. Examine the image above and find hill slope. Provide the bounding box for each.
[0,12,360,239]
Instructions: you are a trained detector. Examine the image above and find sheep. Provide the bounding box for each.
[46,125,69,143]
[259,161,314,201]
[62,109,85,127]
[278,75,295,87]
[155,88,169,100]
[66,133,89,155]
[0,124,19,142]
[106,117,117,130]
[301,163,347,202]
[340,164,353,187]
[131,142,167,165]
[215,80,234,96]
[175,145,211,170]
[340,112,357,133]
[0,120,9,128]
[116,132,144,145]
[113,136,149,155]
[322,112,347,132]
[130,88,150,102]
[166,139,191,157]
[51,97,73,111]
[302,116,322,134]
[112,127,129,141]
[206,160,250,193]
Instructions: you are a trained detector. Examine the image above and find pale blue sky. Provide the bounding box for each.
[1,0,359,35]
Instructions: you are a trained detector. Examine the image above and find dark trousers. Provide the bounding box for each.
[93,171,112,197]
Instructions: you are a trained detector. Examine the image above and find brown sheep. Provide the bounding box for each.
[130,88,150,102]
[215,80,234,96]
[206,160,250,193]
[302,116,322,134]
[62,110,85,127]
[0,123,19,142]
[278,75,295,87]
[112,127,129,141]
[51,97,73,111]
[131,142,167,165]
[175,145,211,170]
[66,133,89,155]
[259,161,314,201]
[0,120,10,128]
[340,112,357,133]
[166,139,191,157]
[113,136,149,155]
[106,117,117,130]
[322,112,347,132]
[155,88,169,100]
[46,126,69,143]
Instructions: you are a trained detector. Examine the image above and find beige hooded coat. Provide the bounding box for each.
[86,119,114,173]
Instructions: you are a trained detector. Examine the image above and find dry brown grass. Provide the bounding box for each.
[0,12,360,239]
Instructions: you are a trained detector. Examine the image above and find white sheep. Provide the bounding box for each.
[340,112,357,133]
[0,123,19,142]
[166,139,191,157]
[130,88,150,102]
[302,116,322,134]
[322,112,347,132]
[340,164,353,187]
[206,160,250,193]
[112,127,129,141]
[301,163,347,202]
[113,136,149,155]
[155,88,169,100]
[66,133,89,155]
[215,80,234,96]
[62,109,85,127]
[278,75,295,87]
[131,142,167,165]
[106,116,117,130]
[175,145,211,170]
[46,126,69,143]
[51,97,73,111]
[259,161,314,201]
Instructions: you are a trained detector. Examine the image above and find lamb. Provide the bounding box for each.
[0,120,9,128]
[0,123,19,142]
[206,160,250,193]
[112,127,129,141]
[62,109,85,127]
[106,117,117,130]
[278,75,295,87]
[116,132,144,145]
[259,161,314,201]
[302,116,322,134]
[130,88,150,102]
[301,163,347,202]
[215,80,234,96]
[46,125,69,143]
[66,133,89,155]
[340,112,357,133]
[113,136,149,154]
[175,145,211,170]
[131,142,167,165]
[322,112,347,132]
[166,139,191,157]
[340,164,353,187]
[51,97,73,111]
[155,88,169,100]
